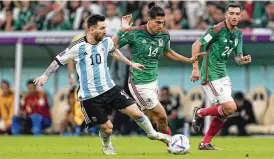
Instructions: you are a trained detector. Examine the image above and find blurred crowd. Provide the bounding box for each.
[0,1,274,32]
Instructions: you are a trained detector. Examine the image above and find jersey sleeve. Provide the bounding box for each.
[163,39,171,53]
[117,31,135,48]
[107,37,116,54]
[199,27,217,46]
[55,44,79,65]
[234,32,243,55]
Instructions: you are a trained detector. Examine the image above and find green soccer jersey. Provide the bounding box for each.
[118,25,171,85]
[199,21,243,84]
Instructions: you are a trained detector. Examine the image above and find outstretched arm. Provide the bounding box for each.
[234,54,252,65]
[111,49,144,71]
[34,60,61,86]
[164,49,204,63]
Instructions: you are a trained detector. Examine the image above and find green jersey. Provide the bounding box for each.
[199,21,243,84]
[118,25,171,85]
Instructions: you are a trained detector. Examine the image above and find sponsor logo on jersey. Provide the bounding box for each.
[158,39,164,47]
[142,39,147,44]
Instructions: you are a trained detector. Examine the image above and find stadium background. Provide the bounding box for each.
[0,1,274,158]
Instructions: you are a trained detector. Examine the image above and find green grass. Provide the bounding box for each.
[0,136,274,159]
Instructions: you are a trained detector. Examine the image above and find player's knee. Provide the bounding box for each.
[223,104,237,115]
[104,128,113,136]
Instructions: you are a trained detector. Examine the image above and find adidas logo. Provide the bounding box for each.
[142,39,147,44]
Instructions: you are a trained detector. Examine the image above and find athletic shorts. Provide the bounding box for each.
[128,80,159,111]
[80,85,135,127]
[202,76,234,105]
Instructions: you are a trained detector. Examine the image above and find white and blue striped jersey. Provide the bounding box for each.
[55,36,116,101]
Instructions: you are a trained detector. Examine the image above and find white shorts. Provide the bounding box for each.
[202,76,234,105]
[128,80,159,110]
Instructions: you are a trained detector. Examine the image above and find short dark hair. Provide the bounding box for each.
[234,92,244,100]
[27,79,35,85]
[161,86,170,93]
[225,3,242,12]
[1,80,10,87]
[147,2,165,19]
[87,14,105,28]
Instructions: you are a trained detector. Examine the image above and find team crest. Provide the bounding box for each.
[158,39,164,47]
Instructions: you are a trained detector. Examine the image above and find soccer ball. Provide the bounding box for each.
[168,134,190,154]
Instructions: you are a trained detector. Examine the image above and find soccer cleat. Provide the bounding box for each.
[198,143,220,150]
[192,107,202,133]
[147,132,172,145]
[102,143,117,155]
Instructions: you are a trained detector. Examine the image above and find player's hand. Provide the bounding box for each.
[33,75,48,86]
[131,62,145,71]
[190,52,205,63]
[243,55,251,64]
[191,69,200,82]
[121,14,133,31]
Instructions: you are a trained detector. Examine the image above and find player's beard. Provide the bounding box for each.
[95,34,104,42]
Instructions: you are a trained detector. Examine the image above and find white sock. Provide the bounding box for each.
[99,129,111,146]
[134,113,156,135]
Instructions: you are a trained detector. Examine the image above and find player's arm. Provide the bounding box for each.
[164,49,203,63]
[191,27,216,82]
[34,45,78,86]
[111,49,144,71]
[112,14,133,48]
[67,60,75,85]
[234,32,252,65]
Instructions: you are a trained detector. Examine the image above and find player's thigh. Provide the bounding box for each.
[128,82,159,111]
[107,86,142,118]
[80,98,108,128]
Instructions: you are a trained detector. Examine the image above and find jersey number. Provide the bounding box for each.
[148,46,159,57]
[221,46,233,57]
[90,54,101,65]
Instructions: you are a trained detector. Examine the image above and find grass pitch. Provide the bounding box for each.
[0,136,273,159]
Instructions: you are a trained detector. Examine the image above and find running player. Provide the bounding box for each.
[112,2,204,135]
[34,14,171,155]
[191,3,252,150]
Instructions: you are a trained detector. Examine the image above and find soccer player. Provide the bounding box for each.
[34,14,171,155]
[112,2,204,136]
[191,3,252,150]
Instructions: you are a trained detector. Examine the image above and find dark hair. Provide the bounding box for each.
[225,3,242,12]
[147,2,165,19]
[27,79,35,85]
[161,86,170,93]
[234,92,244,100]
[1,80,10,87]
[87,14,105,28]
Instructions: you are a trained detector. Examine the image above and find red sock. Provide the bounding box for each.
[202,117,225,144]
[163,127,172,135]
[198,105,224,118]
